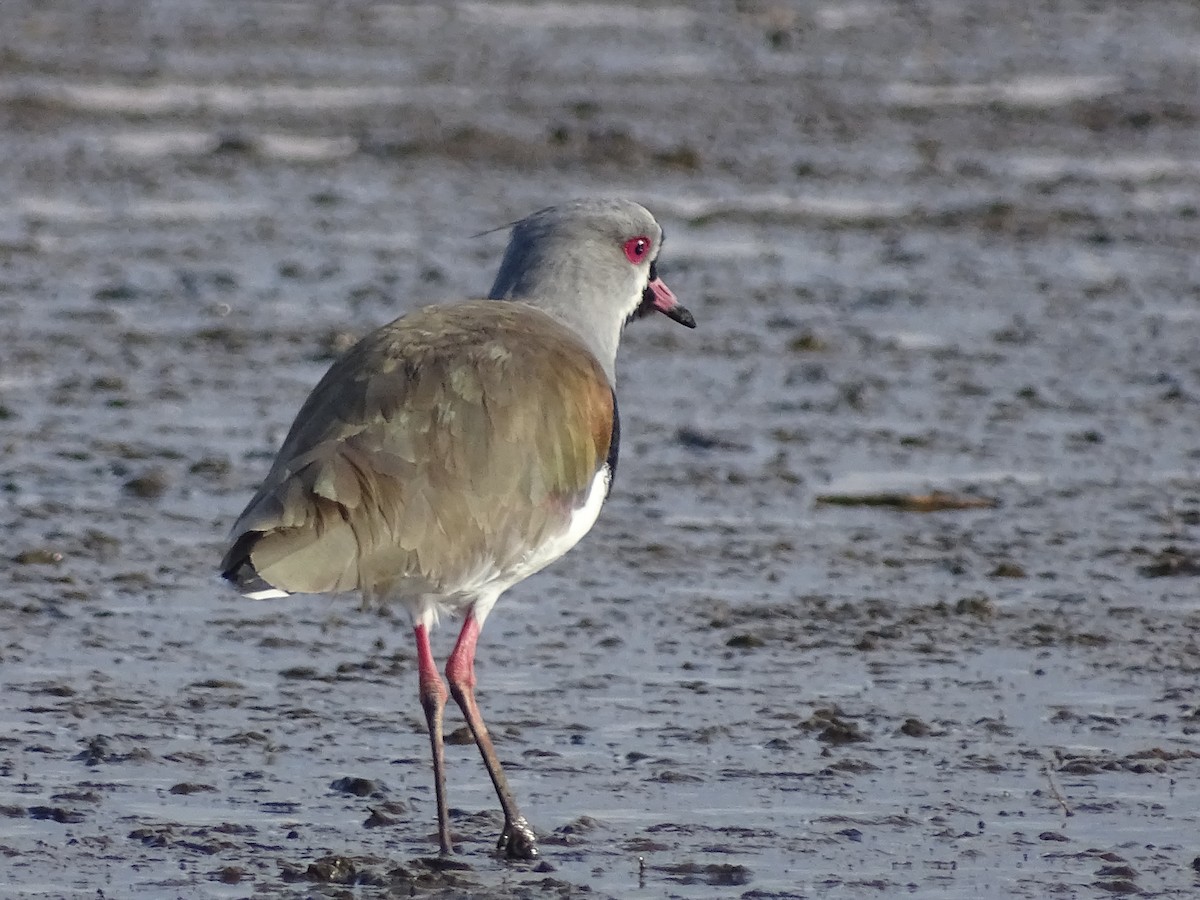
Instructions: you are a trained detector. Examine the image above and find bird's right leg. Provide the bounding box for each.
[414,621,453,855]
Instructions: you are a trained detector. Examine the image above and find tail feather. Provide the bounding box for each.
[220,532,291,600]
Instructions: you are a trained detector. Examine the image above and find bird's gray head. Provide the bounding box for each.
[488,199,695,382]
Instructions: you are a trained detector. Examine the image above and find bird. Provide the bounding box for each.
[219,198,695,859]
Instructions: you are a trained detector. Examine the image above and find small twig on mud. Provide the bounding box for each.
[1042,763,1074,818]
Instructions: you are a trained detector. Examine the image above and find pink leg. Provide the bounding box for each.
[414,622,453,855]
[445,612,538,860]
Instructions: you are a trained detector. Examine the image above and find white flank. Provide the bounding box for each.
[518,467,611,579]
[467,466,611,628]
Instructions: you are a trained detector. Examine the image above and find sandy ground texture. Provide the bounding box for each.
[3,1,1200,897]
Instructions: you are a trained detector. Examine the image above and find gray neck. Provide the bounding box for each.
[487,241,640,387]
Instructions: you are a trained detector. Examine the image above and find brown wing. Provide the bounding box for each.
[220,301,615,600]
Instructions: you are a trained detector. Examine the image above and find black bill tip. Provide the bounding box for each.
[664,303,696,328]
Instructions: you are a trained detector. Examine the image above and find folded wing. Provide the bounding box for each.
[220,302,615,600]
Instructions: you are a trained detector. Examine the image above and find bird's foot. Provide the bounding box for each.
[497,816,538,860]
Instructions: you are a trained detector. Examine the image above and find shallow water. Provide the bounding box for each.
[3,1,1200,897]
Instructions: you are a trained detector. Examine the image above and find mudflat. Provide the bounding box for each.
[2,3,1199,897]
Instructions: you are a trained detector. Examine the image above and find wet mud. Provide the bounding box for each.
[3,2,1200,897]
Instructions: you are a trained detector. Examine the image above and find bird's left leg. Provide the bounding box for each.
[445,610,538,860]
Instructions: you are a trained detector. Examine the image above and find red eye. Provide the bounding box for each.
[623,236,651,264]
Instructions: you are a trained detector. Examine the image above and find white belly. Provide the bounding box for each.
[510,466,611,584]
[411,466,611,629]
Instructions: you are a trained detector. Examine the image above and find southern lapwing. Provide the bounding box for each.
[219,199,695,859]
